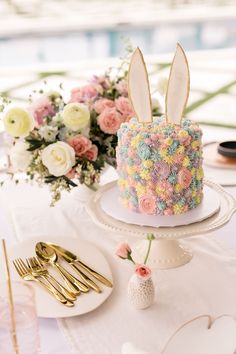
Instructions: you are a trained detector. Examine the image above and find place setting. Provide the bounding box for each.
[0,22,236,354]
[8,236,113,318]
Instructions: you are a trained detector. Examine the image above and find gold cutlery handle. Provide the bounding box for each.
[56,262,89,293]
[70,263,101,293]
[45,274,77,302]
[36,277,74,307]
[77,261,113,288]
[54,263,80,295]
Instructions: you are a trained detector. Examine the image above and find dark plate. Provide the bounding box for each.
[217,141,236,158]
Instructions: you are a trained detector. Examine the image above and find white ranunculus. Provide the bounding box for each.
[9,141,32,172]
[4,107,34,137]
[62,102,90,131]
[41,141,75,177]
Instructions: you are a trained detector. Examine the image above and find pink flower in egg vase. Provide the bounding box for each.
[135,264,152,280]
[97,108,123,134]
[94,98,115,114]
[178,168,192,188]
[28,96,55,126]
[115,242,131,259]
[139,194,157,215]
[68,135,92,156]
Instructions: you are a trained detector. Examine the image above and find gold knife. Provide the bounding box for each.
[47,243,113,288]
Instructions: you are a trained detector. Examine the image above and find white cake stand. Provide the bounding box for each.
[86,180,236,269]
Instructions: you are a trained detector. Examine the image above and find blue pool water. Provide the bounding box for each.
[0,19,236,66]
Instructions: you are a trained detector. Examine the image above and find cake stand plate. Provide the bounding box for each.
[100,184,220,228]
[86,180,236,269]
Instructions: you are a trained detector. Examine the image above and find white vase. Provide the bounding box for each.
[127,274,155,310]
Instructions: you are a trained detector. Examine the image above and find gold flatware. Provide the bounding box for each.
[2,239,19,354]
[26,257,77,302]
[35,242,89,294]
[48,243,113,288]
[13,258,74,307]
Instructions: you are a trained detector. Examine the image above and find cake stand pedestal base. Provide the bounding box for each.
[132,239,192,269]
[86,180,236,270]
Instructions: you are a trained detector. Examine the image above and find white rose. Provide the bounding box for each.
[9,141,32,172]
[62,103,90,131]
[41,141,75,177]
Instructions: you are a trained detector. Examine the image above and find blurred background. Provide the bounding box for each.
[0,0,236,66]
[0,0,236,132]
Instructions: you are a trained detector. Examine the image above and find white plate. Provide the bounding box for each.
[9,237,113,318]
[100,184,220,228]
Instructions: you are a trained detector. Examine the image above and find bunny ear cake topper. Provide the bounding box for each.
[128,47,153,123]
[165,43,190,125]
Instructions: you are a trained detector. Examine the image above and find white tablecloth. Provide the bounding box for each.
[0,169,236,353]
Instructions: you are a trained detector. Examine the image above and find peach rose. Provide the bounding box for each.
[94,98,115,114]
[115,97,134,121]
[68,135,92,156]
[83,144,98,161]
[135,264,152,280]
[97,108,122,134]
[178,168,192,188]
[139,194,156,215]
[115,242,131,259]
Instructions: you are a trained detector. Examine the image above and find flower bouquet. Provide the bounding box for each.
[1,54,162,204]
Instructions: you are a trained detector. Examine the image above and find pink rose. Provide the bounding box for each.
[115,97,134,122]
[115,242,131,259]
[28,96,55,126]
[70,85,98,103]
[135,264,152,280]
[83,144,98,161]
[139,194,156,215]
[92,75,110,89]
[115,79,128,96]
[97,108,123,134]
[66,168,76,179]
[94,98,115,114]
[68,135,92,156]
[178,168,192,188]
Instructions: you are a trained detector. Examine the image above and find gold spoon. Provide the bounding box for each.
[35,242,89,294]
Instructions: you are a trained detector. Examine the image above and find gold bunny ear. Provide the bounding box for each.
[128,47,153,123]
[165,43,190,125]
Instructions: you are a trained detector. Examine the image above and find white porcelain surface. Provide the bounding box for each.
[127,274,155,309]
[9,236,113,318]
[100,184,220,228]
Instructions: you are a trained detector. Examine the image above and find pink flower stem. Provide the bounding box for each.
[144,233,155,265]
[127,252,135,264]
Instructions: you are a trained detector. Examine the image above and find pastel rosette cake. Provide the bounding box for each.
[116,117,203,215]
[116,44,204,216]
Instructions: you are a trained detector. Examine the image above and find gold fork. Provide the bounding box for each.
[26,257,77,302]
[13,258,74,307]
